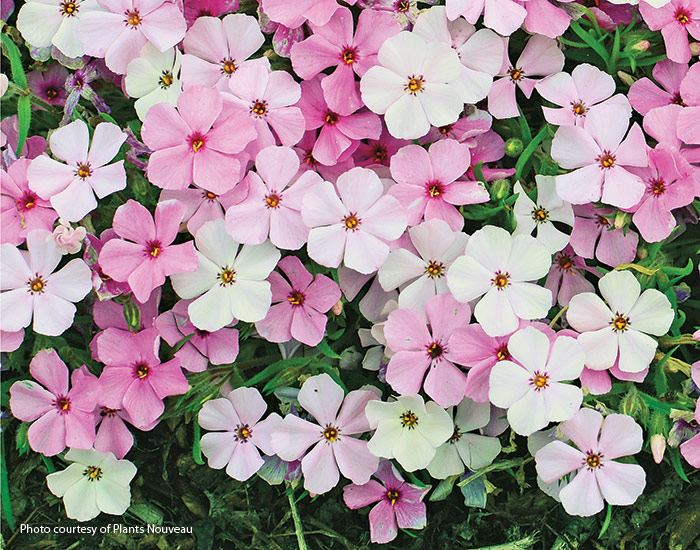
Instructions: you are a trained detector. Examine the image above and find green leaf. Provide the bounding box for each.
[460,472,488,508]
[429,475,458,502]
[517,109,532,143]
[1,434,14,531]
[41,455,56,474]
[173,332,195,353]
[316,338,341,359]
[472,161,487,184]
[608,28,621,73]
[193,420,205,465]
[515,126,549,181]
[570,21,610,65]
[1,34,27,88]
[598,504,613,538]
[669,447,690,483]
[16,95,32,158]
[244,357,311,388]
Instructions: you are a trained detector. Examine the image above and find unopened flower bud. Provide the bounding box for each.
[650,434,666,464]
[689,42,700,56]
[617,71,636,87]
[331,300,343,315]
[620,387,649,424]
[53,220,87,255]
[614,210,630,230]
[636,244,648,261]
[489,179,511,201]
[630,40,650,53]
[693,329,700,342]
[122,300,141,332]
[504,138,524,158]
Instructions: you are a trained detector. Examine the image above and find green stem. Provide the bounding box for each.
[286,484,309,550]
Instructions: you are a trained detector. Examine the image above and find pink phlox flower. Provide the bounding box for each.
[545,245,596,307]
[535,408,646,516]
[384,293,472,408]
[389,139,489,231]
[1,229,92,336]
[222,59,305,157]
[488,35,565,119]
[156,299,239,373]
[94,402,156,459]
[628,59,690,116]
[680,374,699,467]
[1,158,57,246]
[581,0,636,32]
[414,6,504,104]
[79,0,187,75]
[93,288,161,333]
[520,0,575,38]
[291,7,401,115]
[294,130,356,182]
[551,102,648,209]
[225,146,322,250]
[27,64,69,106]
[302,166,408,274]
[181,14,264,91]
[199,387,282,481]
[183,0,239,27]
[258,14,306,58]
[98,199,198,303]
[297,77,381,166]
[9,349,101,456]
[354,125,410,168]
[82,230,132,299]
[343,460,430,544]
[569,204,639,268]
[446,0,527,36]
[2,115,47,169]
[371,0,422,29]
[566,269,674,374]
[489,326,584,436]
[419,108,492,146]
[142,86,256,193]
[272,373,380,495]
[96,327,189,429]
[27,119,127,222]
[639,0,700,64]
[255,255,341,347]
[466,130,516,182]
[536,63,623,127]
[1,329,25,353]
[260,0,340,28]
[378,219,468,311]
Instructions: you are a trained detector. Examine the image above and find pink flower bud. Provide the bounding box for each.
[650,434,666,464]
[630,40,650,53]
[689,42,700,56]
[331,300,343,316]
[53,221,87,255]
[692,330,700,342]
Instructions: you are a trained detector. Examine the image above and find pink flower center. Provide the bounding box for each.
[28,275,46,294]
[135,362,150,379]
[221,58,237,75]
[425,260,445,278]
[343,213,361,231]
[492,271,510,290]
[426,181,443,198]
[305,151,317,166]
[323,424,339,442]
[676,9,690,24]
[597,151,616,169]
[611,313,629,332]
[427,341,444,359]
[100,407,119,417]
[530,372,549,390]
[585,452,602,469]
[77,163,92,179]
[189,133,206,153]
[571,101,587,116]
[324,112,339,126]
[508,67,524,81]
[596,214,610,227]
[671,92,686,106]
[386,488,401,506]
[395,0,411,12]
[265,193,281,208]
[60,1,79,17]
[405,75,424,95]
[251,100,268,118]
[55,396,71,412]
[557,254,574,272]
[495,344,510,361]
[439,124,452,135]
[288,290,305,306]
[195,328,210,338]
[236,424,252,442]
[650,179,665,196]
[341,47,357,65]
[372,144,388,164]
[45,87,60,100]
[125,9,141,28]
[146,240,162,258]
[19,191,39,211]
[204,190,218,201]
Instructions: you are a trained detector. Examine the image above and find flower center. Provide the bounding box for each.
[28,276,46,294]
[597,215,610,227]
[386,489,400,506]
[125,9,141,27]
[204,191,217,200]
[676,9,690,24]
[557,254,573,271]
[135,363,150,379]
[671,92,686,106]
[343,213,360,231]
[83,466,103,481]
[45,87,59,100]
[55,397,71,412]
[305,151,317,166]
[532,207,548,223]
[265,193,281,209]
[438,124,452,135]
[508,67,523,81]
[427,341,443,359]
[425,261,444,278]
[597,151,616,169]
[531,372,549,390]
[448,426,462,443]
[427,182,443,198]
[341,47,357,65]
[77,163,92,179]
[288,290,305,306]
[400,410,418,429]
[324,112,339,126]
[221,58,237,75]
[323,425,339,442]
[611,314,629,332]
[219,268,236,286]
[100,407,118,417]
[251,100,268,117]
[146,240,162,258]
[650,179,665,196]
[585,452,602,469]
[236,424,252,442]
[60,1,79,16]
[492,271,510,289]
[405,75,424,95]
[159,71,174,88]
[495,344,510,361]
[20,191,38,210]
[372,144,388,164]
[189,133,206,152]
[571,101,587,116]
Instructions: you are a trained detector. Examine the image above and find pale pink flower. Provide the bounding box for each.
[96,327,189,428]
[301,167,407,274]
[639,0,700,64]
[521,0,576,39]
[272,374,380,495]
[389,139,489,231]
[544,246,596,307]
[353,125,409,168]
[294,129,356,182]
[569,205,639,268]
[255,256,341,347]
[82,230,132,299]
[551,104,648,209]
[99,199,198,303]
[535,408,646,516]
[53,220,87,255]
[488,35,565,119]
[628,59,690,116]
[1,158,57,246]
[566,270,674,374]
[27,119,126,222]
[79,0,187,74]
[447,226,553,337]
[9,349,101,456]
[489,326,584,436]
[199,387,281,481]
[181,14,264,91]
[1,229,92,336]
[141,86,256,193]
[261,0,340,28]
[225,146,322,250]
[1,330,25,353]
[446,0,527,36]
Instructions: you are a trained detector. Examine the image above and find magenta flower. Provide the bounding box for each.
[83,230,132,300]
[99,199,198,303]
[354,125,409,168]
[640,0,700,64]
[27,64,68,106]
[94,403,154,460]
[551,104,648,209]
[521,0,575,39]
[488,35,565,119]
[1,159,57,246]
[384,294,471,408]
[569,205,639,268]
[628,59,690,116]
[446,0,526,36]
[9,349,101,456]
[272,374,380,495]
[389,139,489,231]
[183,0,239,27]
[225,146,322,250]
[79,0,187,74]
[142,86,256,194]
[343,461,430,544]
[156,299,239,373]
[293,130,356,182]
[255,256,341,347]
[420,108,492,146]
[535,408,646,516]
[96,327,189,428]
[27,119,127,222]
[291,7,401,115]
[181,14,264,91]
[544,246,596,307]
[199,387,281,481]
[160,184,246,236]
[261,0,340,28]
[302,167,407,274]
[297,77,381,166]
